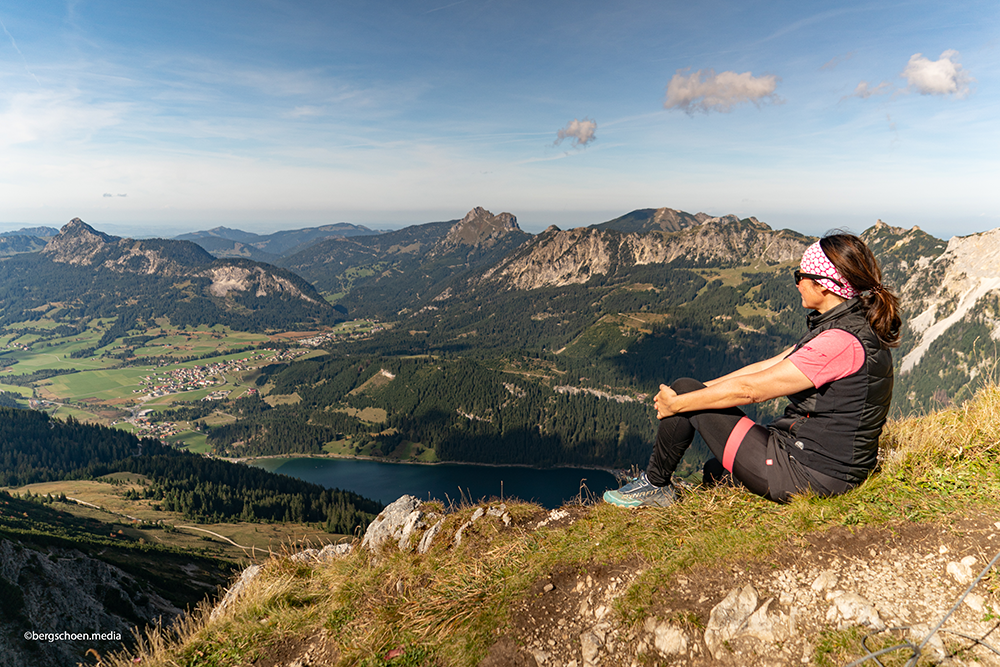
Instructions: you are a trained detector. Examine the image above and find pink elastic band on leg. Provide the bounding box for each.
[722,416,755,473]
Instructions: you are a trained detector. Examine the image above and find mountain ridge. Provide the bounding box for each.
[175,222,381,262]
[0,218,340,331]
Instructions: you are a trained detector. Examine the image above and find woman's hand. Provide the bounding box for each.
[653,361,814,419]
[654,384,678,420]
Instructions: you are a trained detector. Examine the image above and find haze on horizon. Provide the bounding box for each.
[0,1,997,240]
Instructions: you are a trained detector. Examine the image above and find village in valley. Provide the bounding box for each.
[132,348,306,400]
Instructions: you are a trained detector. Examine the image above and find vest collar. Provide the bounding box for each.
[807,297,862,331]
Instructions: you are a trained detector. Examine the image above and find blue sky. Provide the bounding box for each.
[0,1,997,238]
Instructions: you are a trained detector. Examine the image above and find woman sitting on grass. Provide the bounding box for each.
[604,233,901,507]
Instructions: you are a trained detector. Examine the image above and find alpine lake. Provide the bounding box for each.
[250,457,621,509]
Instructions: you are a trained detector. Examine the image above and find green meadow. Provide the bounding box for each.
[0,316,366,453]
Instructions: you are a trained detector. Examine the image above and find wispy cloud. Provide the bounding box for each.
[554,118,596,147]
[846,80,892,100]
[821,52,855,71]
[902,50,973,97]
[424,0,470,14]
[664,69,780,114]
[0,90,124,148]
[758,7,869,44]
[286,105,326,118]
[0,17,40,85]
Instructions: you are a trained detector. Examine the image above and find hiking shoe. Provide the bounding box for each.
[603,472,676,508]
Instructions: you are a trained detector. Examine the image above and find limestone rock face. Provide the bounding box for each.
[704,584,761,659]
[643,617,688,655]
[477,215,811,291]
[361,495,423,553]
[203,263,321,303]
[825,590,885,630]
[900,227,1000,372]
[0,538,181,667]
[438,207,521,250]
[210,564,261,621]
[41,218,120,265]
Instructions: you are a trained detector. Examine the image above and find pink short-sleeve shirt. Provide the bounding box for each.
[788,329,865,387]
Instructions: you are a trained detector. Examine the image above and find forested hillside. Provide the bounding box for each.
[279,208,531,317]
[225,213,974,467]
[5,207,991,472]
[176,222,379,262]
[0,407,380,532]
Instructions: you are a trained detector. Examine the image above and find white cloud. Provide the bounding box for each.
[664,69,780,114]
[848,80,892,99]
[901,50,972,97]
[555,118,597,147]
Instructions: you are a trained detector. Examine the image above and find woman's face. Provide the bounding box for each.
[797,275,828,311]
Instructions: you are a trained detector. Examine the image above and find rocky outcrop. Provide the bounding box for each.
[0,538,181,667]
[203,263,322,304]
[437,207,521,250]
[41,218,121,265]
[508,524,1000,667]
[479,226,614,289]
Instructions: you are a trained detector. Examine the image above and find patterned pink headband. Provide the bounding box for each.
[800,242,858,299]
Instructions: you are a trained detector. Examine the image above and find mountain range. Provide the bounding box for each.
[3,206,998,414]
[173,222,381,263]
[0,218,341,332]
[267,206,992,415]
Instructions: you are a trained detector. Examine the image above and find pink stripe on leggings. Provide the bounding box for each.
[723,416,756,473]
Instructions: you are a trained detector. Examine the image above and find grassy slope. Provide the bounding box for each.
[102,383,1000,667]
[0,488,236,612]
[4,476,350,562]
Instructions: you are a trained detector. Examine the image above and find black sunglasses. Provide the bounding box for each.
[794,270,843,288]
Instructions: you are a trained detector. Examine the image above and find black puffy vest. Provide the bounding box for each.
[768,298,893,484]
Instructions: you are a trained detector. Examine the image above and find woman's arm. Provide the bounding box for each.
[703,345,796,386]
[655,357,813,419]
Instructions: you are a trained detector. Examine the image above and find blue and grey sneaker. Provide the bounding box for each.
[603,471,676,508]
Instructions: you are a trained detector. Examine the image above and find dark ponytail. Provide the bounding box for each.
[820,234,902,348]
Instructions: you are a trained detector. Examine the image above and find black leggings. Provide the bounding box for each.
[645,378,852,502]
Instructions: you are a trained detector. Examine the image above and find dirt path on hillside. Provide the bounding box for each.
[491,510,1000,667]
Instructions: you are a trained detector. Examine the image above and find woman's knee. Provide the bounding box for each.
[671,378,706,394]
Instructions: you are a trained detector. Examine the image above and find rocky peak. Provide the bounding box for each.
[439,207,521,249]
[594,207,706,234]
[871,219,912,236]
[41,218,119,265]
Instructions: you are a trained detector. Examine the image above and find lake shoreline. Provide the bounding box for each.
[238,456,622,509]
[226,452,620,476]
